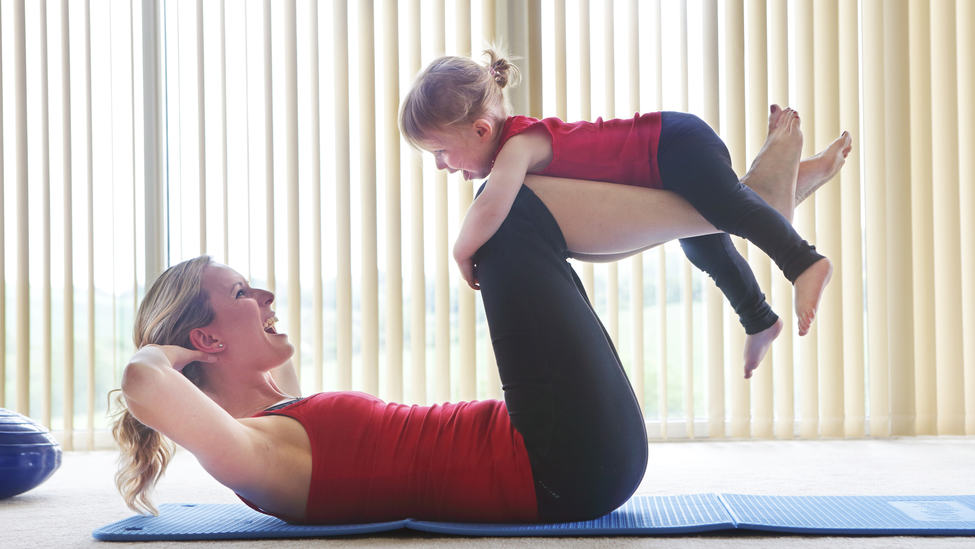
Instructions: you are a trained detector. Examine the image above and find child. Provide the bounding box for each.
[399,49,833,378]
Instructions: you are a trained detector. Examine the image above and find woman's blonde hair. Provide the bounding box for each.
[110,255,216,515]
[399,46,521,151]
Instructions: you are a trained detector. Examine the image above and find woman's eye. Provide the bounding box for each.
[236,289,246,298]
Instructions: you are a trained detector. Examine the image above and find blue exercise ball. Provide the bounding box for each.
[0,408,63,500]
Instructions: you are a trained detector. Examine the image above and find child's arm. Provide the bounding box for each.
[453,129,553,289]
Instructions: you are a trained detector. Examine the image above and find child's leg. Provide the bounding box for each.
[678,233,777,334]
[658,111,823,281]
[679,233,784,378]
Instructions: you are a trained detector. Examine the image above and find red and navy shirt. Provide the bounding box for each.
[239,391,537,524]
[493,113,664,189]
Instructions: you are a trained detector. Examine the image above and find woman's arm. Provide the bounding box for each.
[120,346,269,489]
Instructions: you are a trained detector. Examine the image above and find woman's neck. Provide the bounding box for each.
[201,366,294,419]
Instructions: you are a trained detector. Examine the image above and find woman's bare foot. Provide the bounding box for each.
[743,317,783,379]
[794,258,833,336]
[794,131,853,207]
[739,105,804,222]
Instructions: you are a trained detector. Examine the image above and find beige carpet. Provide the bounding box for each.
[3,437,974,548]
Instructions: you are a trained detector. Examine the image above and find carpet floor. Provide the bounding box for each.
[3,437,974,548]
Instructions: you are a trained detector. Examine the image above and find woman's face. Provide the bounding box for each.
[197,263,294,370]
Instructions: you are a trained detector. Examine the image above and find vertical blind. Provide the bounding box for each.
[2,0,973,450]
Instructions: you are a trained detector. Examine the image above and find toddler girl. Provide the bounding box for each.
[400,49,832,378]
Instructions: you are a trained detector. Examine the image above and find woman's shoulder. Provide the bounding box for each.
[260,391,385,416]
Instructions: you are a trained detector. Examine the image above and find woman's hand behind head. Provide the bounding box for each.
[138,344,217,372]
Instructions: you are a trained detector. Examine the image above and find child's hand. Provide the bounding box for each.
[456,257,479,290]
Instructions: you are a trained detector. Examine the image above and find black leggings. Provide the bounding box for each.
[475,184,648,523]
[658,111,824,334]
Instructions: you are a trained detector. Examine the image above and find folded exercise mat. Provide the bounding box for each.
[92,494,975,541]
[721,494,975,535]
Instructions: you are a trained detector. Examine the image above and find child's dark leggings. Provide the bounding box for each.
[658,111,824,334]
[475,184,648,523]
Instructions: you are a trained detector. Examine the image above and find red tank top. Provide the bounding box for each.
[493,113,663,189]
[239,392,538,524]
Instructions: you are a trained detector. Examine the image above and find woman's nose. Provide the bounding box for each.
[260,288,275,305]
[435,157,447,171]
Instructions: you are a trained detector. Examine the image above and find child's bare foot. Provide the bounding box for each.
[794,258,833,336]
[740,104,804,222]
[743,317,783,379]
[794,131,853,207]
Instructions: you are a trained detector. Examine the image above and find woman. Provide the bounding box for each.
[113,116,850,525]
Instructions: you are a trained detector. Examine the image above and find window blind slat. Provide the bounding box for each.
[657,247,667,439]
[815,0,845,439]
[746,0,772,440]
[602,0,618,349]
[14,0,30,417]
[383,0,403,402]
[767,0,793,440]
[60,0,74,449]
[863,0,890,438]
[262,0,274,295]
[196,0,205,255]
[700,0,724,440]
[0,0,6,412]
[456,0,476,404]
[957,0,975,436]
[40,0,53,429]
[908,0,935,437]
[83,0,95,450]
[625,0,645,417]
[723,0,749,439]
[284,0,301,383]
[308,0,324,394]
[883,0,915,437]
[358,0,378,396]
[795,0,820,439]
[432,0,449,404]
[333,0,352,391]
[406,0,425,404]
[578,0,594,302]
[651,0,666,438]
[482,0,501,402]
[930,0,964,435]
[839,0,865,438]
[220,0,228,264]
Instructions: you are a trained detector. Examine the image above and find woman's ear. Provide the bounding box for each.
[189,328,226,353]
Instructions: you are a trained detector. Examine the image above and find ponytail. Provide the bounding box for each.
[110,392,175,516]
[110,255,214,515]
[483,46,521,90]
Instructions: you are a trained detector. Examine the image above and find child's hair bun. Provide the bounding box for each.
[484,47,521,89]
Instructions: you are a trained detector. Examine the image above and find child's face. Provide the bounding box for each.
[419,120,497,181]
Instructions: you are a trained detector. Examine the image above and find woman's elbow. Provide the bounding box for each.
[119,361,159,405]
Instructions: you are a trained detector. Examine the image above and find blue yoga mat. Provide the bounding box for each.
[721,494,975,535]
[93,494,975,540]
